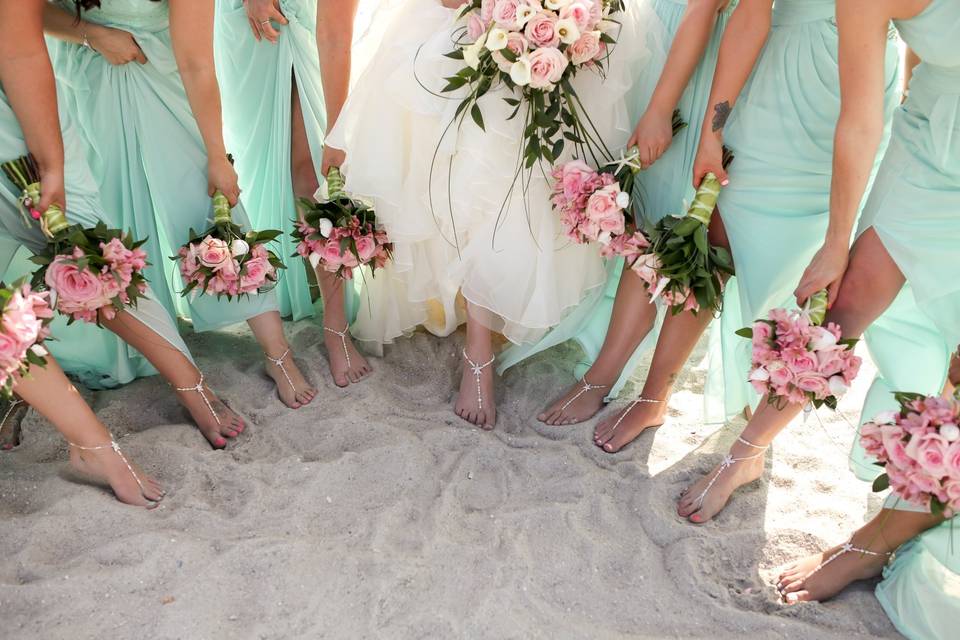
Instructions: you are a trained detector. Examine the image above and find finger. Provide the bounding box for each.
[827,278,842,309]
[260,21,281,42]
[208,185,216,198]
[795,280,814,306]
[717,167,729,186]
[627,132,639,150]
[248,18,262,41]
[269,7,289,24]
[134,46,148,65]
[639,145,654,169]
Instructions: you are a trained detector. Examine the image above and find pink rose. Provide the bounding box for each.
[467,12,487,41]
[560,2,593,30]
[794,372,830,399]
[752,320,773,345]
[585,185,624,233]
[481,0,496,23]
[882,427,913,470]
[567,30,601,65]
[197,237,231,269]
[492,32,529,71]
[2,292,42,346]
[240,256,270,292]
[45,256,109,311]
[816,349,847,377]
[0,332,22,371]
[558,160,596,198]
[355,235,378,263]
[525,10,559,48]
[492,0,520,28]
[906,433,951,478]
[766,360,793,388]
[944,479,960,510]
[782,347,817,375]
[527,46,567,88]
[860,421,887,459]
[321,240,345,270]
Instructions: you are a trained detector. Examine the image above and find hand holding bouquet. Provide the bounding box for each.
[861,390,960,518]
[175,191,283,300]
[0,280,54,399]
[736,289,861,411]
[293,167,392,281]
[2,154,149,325]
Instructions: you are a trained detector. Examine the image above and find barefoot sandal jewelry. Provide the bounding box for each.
[691,435,768,511]
[606,396,663,436]
[265,349,298,395]
[174,373,221,426]
[803,540,891,582]
[462,349,495,411]
[559,376,608,413]
[324,324,352,370]
[67,438,156,502]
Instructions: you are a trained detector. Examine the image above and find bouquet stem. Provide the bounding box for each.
[1,155,70,237]
[804,289,829,326]
[687,173,721,225]
[326,166,346,199]
[212,191,233,225]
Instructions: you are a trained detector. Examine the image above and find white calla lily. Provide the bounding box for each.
[556,18,581,45]
[486,28,509,51]
[318,218,334,238]
[510,56,532,86]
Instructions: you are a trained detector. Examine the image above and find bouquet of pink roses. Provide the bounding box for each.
[292,167,392,281]
[2,154,150,325]
[735,290,861,411]
[175,191,284,300]
[0,280,54,399]
[861,390,960,518]
[443,0,625,168]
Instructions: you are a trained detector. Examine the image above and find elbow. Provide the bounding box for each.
[835,113,884,150]
[685,0,730,18]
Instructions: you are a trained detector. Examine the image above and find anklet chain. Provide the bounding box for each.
[804,539,891,582]
[559,376,608,413]
[68,439,149,497]
[265,349,297,394]
[463,349,495,411]
[609,396,663,434]
[1,398,24,427]
[692,435,768,511]
[324,324,352,370]
[175,373,221,426]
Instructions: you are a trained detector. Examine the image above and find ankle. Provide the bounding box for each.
[264,344,291,361]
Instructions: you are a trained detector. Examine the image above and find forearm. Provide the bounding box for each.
[645,0,725,118]
[316,0,358,134]
[178,68,228,160]
[700,0,771,136]
[825,117,883,245]
[43,2,102,46]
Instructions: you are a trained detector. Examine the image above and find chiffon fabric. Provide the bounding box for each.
[49,0,278,334]
[328,0,662,348]
[0,85,193,388]
[498,0,734,396]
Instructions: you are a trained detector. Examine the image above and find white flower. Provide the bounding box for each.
[828,375,849,397]
[464,33,487,69]
[809,326,838,351]
[615,190,630,209]
[875,410,899,425]
[486,28,509,51]
[230,238,250,257]
[545,0,571,10]
[941,423,960,442]
[598,231,612,246]
[308,253,322,269]
[317,218,334,238]
[749,367,770,382]
[555,18,580,45]
[516,4,537,27]
[596,19,617,33]
[30,344,48,358]
[510,55,532,86]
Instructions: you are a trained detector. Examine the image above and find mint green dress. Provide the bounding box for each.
[848,1,960,636]
[214,0,324,321]
[497,0,735,397]
[49,0,278,333]
[0,85,194,388]
[703,0,900,422]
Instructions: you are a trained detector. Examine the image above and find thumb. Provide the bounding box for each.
[827,278,842,309]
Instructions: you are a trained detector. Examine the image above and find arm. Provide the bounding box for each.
[168,0,240,205]
[43,2,147,65]
[316,0,359,175]
[794,0,891,305]
[629,0,729,168]
[902,46,920,100]
[691,0,772,187]
[0,0,65,212]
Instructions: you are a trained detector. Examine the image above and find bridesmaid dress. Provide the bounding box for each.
[214,0,325,321]
[49,0,278,334]
[847,1,960,636]
[702,0,899,422]
[497,0,736,397]
[0,86,194,388]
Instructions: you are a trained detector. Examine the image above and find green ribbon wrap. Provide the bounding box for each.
[687,173,721,225]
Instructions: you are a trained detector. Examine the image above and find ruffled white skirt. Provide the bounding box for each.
[328,0,661,347]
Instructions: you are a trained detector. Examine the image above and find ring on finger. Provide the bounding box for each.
[260,19,271,26]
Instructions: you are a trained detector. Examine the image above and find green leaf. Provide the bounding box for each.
[734,327,753,339]
[470,104,485,131]
[872,473,890,493]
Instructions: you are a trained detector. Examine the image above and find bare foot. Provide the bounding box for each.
[324,324,372,387]
[676,439,767,523]
[537,374,610,426]
[174,379,245,449]
[0,398,27,450]
[776,538,890,603]
[69,442,165,508]
[455,349,496,429]
[593,397,666,452]
[265,350,318,409]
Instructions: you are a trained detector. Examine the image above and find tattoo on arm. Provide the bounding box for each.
[711,101,731,132]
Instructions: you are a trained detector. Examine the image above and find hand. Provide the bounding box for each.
[87,25,147,66]
[441,0,470,8]
[321,145,345,178]
[692,131,729,189]
[207,157,241,207]
[243,0,288,43]
[628,108,674,169]
[794,240,849,308]
[37,167,66,215]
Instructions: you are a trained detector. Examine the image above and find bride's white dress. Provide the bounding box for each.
[329,0,663,347]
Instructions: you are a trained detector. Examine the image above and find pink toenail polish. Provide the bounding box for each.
[691,515,701,522]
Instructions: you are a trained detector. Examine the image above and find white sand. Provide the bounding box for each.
[0,320,901,639]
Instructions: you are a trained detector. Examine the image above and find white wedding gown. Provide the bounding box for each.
[329,0,664,347]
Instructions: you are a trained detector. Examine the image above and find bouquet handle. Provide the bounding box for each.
[687,173,721,225]
[212,191,233,225]
[326,166,346,199]
[802,289,829,326]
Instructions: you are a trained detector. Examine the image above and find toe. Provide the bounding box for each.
[784,589,811,604]
[211,435,227,449]
[334,372,349,387]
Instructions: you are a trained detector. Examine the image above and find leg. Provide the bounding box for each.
[777,508,944,603]
[538,267,658,425]
[100,310,246,448]
[678,228,906,522]
[0,394,28,449]
[455,303,497,429]
[246,310,318,409]
[12,358,164,507]
[290,79,370,387]
[594,212,733,451]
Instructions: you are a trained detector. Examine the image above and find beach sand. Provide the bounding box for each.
[0,320,901,639]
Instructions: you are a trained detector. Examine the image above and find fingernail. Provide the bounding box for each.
[721,179,730,186]
[786,593,798,603]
